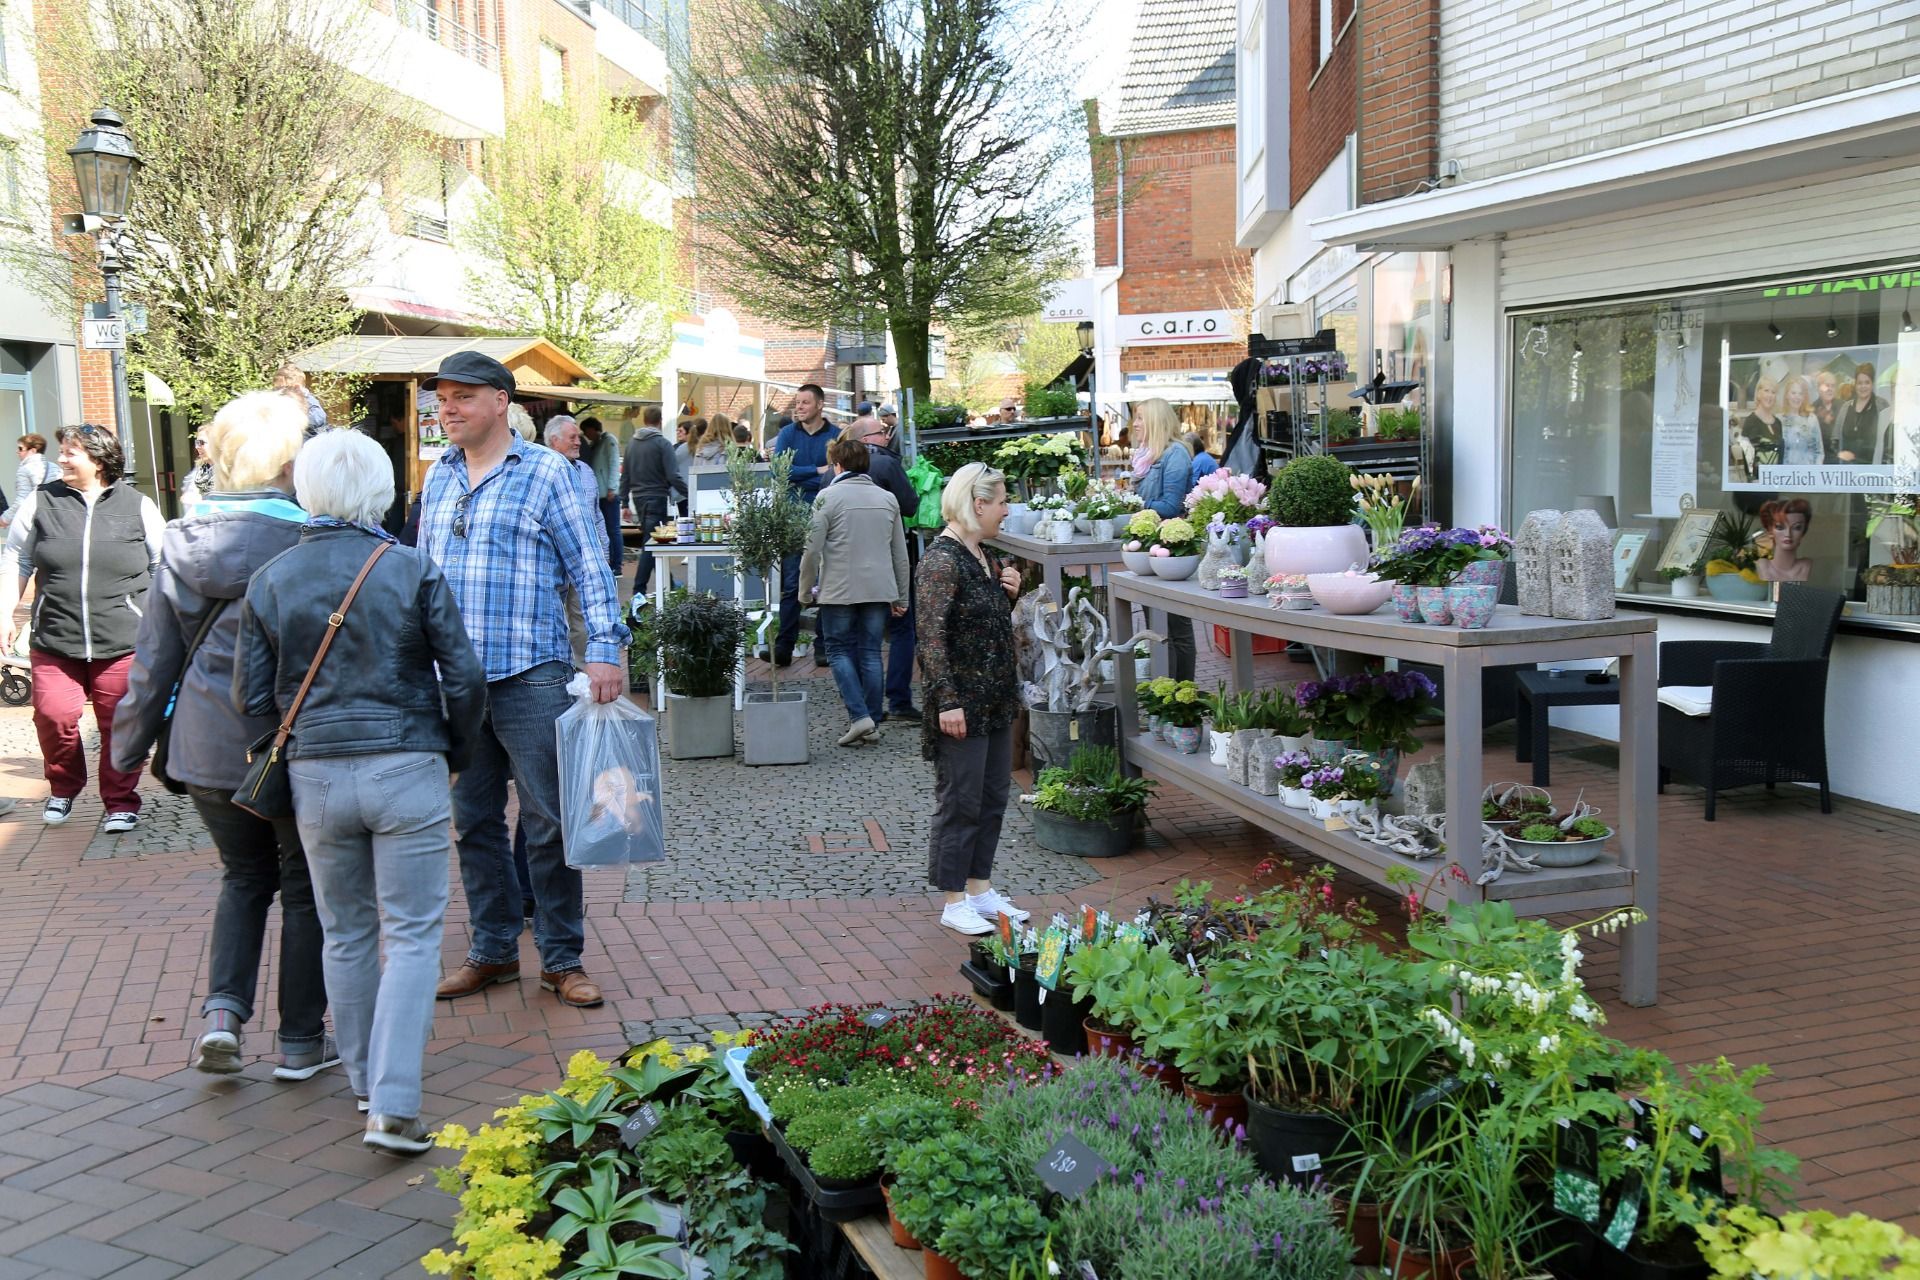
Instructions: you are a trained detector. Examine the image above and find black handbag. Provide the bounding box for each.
[234,543,391,820]
[151,600,230,796]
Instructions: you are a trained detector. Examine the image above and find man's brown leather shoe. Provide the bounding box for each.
[541,970,604,1008]
[435,961,521,1000]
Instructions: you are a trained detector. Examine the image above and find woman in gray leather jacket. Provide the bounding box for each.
[234,429,486,1155]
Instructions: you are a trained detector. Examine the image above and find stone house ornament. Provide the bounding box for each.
[1515,509,1563,616]
[1400,759,1446,816]
[1548,509,1616,621]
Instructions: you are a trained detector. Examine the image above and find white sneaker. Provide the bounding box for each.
[101,811,139,834]
[939,901,995,935]
[42,797,73,826]
[968,889,1030,924]
[838,717,876,747]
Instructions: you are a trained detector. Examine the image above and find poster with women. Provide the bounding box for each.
[1722,343,1907,492]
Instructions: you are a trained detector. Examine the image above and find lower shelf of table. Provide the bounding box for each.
[1125,733,1637,913]
[840,1213,922,1279]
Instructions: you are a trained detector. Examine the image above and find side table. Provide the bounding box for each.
[1514,669,1621,786]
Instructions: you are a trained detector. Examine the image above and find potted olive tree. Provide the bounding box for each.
[656,592,747,760]
[726,448,815,765]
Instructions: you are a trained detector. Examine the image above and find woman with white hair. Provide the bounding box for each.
[111,391,329,1079]
[915,462,1029,935]
[234,429,486,1154]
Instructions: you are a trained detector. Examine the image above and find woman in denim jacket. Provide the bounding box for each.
[1134,397,1196,679]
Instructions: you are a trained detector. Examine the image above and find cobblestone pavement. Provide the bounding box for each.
[630,688,1111,903]
[2,643,1919,1277]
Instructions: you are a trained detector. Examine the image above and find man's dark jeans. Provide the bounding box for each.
[190,785,328,1053]
[819,602,889,723]
[776,551,804,660]
[598,496,623,580]
[884,536,918,711]
[451,661,584,974]
[630,495,672,598]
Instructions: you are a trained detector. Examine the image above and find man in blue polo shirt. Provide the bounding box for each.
[769,383,838,666]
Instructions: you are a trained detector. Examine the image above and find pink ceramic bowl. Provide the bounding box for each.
[1306,570,1394,615]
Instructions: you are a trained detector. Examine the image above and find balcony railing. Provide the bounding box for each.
[596,0,669,47]
[392,0,499,69]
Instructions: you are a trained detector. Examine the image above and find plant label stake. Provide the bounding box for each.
[1077,1264,1101,1280]
[1035,1133,1110,1200]
[621,1102,662,1149]
[1602,1171,1643,1251]
[1553,1117,1603,1224]
[861,1009,897,1030]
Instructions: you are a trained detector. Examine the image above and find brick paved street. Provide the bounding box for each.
[2,649,1919,1275]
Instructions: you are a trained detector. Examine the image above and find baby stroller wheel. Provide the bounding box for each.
[0,670,31,706]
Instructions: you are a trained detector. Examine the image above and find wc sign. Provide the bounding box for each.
[1119,310,1233,345]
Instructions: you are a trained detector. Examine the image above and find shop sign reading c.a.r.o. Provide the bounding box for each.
[1119,310,1235,346]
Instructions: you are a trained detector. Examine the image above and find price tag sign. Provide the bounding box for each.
[1291,1152,1323,1173]
[861,1008,897,1030]
[1034,1133,1110,1200]
[620,1101,662,1149]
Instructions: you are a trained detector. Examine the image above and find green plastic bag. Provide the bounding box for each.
[904,455,946,530]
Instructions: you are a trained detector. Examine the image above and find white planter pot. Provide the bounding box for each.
[1669,575,1700,599]
[1121,548,1154,575]
[1207,728,1232,766]
[1005,509,1038,537]
[1050,521,1077,545]
[1091,518,1118,542]
[1280,785,1310,810]
[1306,795,1337,821]
[1149,554,1201,580]
[1276,733,1311,755]
[1264,525,1371,578]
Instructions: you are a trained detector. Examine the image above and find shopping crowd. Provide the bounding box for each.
[0,357,1084,1156]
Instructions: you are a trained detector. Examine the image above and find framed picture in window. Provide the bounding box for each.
[1612,528,1653,589]
[1656,509,1720,575]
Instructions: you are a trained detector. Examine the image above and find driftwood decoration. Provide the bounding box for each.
[1019,585,1164,713]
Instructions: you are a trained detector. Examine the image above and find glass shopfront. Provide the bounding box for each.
[1509,262,1920,629]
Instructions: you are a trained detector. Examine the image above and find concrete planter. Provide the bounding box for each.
[743,690,810,766]
[666,693,734,760]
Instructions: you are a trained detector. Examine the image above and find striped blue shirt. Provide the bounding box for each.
[421,434,626,680]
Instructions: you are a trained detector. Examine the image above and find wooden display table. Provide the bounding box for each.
[985,528,1127,605]
[1105,571,1660,1006]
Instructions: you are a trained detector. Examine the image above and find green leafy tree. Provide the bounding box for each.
[17,0,412,419]
[682,0,1081,401]
[460,98,679,392]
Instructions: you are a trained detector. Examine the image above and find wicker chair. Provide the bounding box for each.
[1655,583,1844,820]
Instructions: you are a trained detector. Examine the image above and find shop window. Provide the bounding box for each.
[1371,252,1436,402]
[1508,263,1920,628]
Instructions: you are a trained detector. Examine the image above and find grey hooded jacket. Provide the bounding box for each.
[111,490,309,790]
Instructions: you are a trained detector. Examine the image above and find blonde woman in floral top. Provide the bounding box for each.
[916,462,1029,935]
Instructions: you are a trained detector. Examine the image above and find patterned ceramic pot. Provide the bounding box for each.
[1345,747,1400,796]
[1452,558,1505,589]
[1416,585,1453,625]
[1166,724,1201,754]
[1447,583,1498,629]
[1207,727,1233,765]
[1308,736,1351,763]
[1391,583,1424,623]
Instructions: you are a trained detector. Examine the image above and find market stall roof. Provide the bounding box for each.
[295,335,593,385]
[517,384,660,407]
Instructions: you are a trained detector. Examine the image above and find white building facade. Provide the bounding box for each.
[1303,1,1920,812]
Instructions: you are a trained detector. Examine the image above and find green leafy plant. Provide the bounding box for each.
[890,1131,1009,1246]
[1057,465,1090,501]
[653,591,747,698]
[1032,744,1156,822]
[726,447,814,695]
[934,1194,1051,1279]
[1024,380,1082,419]
[1374,406,1423,441]
[1695,1204,1920,1279]
[807,1131,881,1183]
[1267,454,1357,528]
[1660,564,1696,582]
[994,432,1080,488]
[546,1162,672,1256]
[553,1232,680,1280]
[856,1096,964,1171]
[530,1084,626,1151]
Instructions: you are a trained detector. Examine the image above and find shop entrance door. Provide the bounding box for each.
[0,374,35,512]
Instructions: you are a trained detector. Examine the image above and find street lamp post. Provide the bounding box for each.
[66,106,142,477]
[1076,319,1096,475]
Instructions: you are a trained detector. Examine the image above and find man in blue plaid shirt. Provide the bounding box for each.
[419,353,627,1010]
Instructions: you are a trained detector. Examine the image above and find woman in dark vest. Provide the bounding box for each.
[0,425,165,831]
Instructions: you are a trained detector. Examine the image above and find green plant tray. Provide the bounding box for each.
[764,1118,883,1223]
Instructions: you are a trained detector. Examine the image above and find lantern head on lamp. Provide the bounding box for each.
[67,106,141,224]
[1075,320,1094,355]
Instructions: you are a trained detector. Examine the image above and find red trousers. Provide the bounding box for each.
[30,650,141,812]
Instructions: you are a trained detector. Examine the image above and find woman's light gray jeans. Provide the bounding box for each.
[290,750,452,1120]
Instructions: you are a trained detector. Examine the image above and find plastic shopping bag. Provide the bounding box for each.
[555,673,666,868]
[904,455,947,530]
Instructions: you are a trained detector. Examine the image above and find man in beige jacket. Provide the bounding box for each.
[797,437,910,746]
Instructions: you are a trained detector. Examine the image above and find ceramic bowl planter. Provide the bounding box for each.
[1150,553,1200,580]
[1164,723,1201,754]
[1121,547,1154,575]
[1415,585,1453,624]
[1306,570,1394,614]
[1446,583,1497,629]
[1504,824,1612,867]
[1207,726,1233,765]
[1391,583,1423,622]
[1263,524,1370,578]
